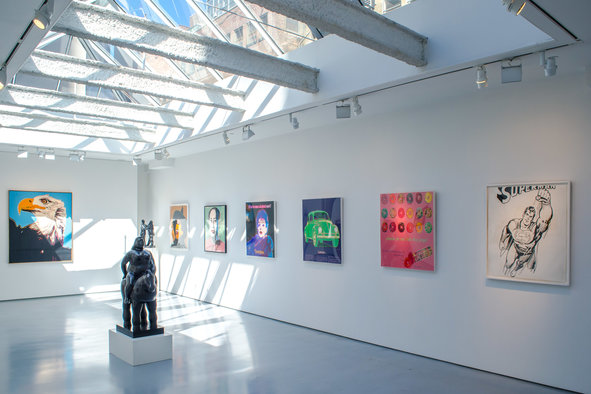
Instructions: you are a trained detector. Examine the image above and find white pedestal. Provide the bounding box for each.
[109,329,172,366]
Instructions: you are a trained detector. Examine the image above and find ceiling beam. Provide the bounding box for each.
[0,107,156,143]
[20,50,245,111]
[0,85,194,128]
[52,0,319,92]
[246,0,427,67]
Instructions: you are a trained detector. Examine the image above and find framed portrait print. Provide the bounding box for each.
[380,191,435,271]
[204,205,226,253]
[246,201,275,258]
[170,203,188,249]
[486,181,570,286]
[9,190,73,263]
[302,198,342,264]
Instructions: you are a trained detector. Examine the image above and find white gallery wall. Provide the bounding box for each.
[0,155,138,300]
[146,69,591,392]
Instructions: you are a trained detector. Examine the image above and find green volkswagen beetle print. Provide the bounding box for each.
[304,210,340,247]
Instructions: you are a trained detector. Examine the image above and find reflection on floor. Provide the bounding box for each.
[0,292,567,394]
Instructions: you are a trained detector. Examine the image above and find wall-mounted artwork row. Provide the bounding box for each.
[302,198,342,264]
[246,201,275,258]
[8,190,73,263]
[170,203,188,249]
[205,204,227,253]
[380,191,435,271]
[487,181,570,286]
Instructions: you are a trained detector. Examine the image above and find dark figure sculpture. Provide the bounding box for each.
[146,220,155,248]
[139,219,148,245]
[120,237,158,332]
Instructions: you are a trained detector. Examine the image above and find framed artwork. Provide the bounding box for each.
[302,198,342,264]
[8,190,73,263]
[380,191,436,271]
[487,181,570,286]
[170,203,188,249]
[204,205,226,253]
[246,201,275,258]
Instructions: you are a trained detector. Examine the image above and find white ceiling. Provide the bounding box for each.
[0,0,590,163]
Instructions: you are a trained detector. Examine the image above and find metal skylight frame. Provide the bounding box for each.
[52,1,319,92]
[124,0,225,81]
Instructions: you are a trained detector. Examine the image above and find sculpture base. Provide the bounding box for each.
[109,328,172,366]
[116,324,164,338]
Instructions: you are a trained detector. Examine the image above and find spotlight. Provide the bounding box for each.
[45,149,55,160]
[154,148,170,160]
[545,57,557,77]
[33,7,49,30]
[223,131,230,145]
[132,157,142,166]
[242,125,255,141]
[352,96,362,116]
[289,113,299,130]
[544,57,557,77]
[17,147,28,159]
[539,52,558,77]
[476,65,488,89]
[501,63,522,83]
[336,101,351,119]
[69,151,85,162]
[0,68,6,90]
[502,0,526,15]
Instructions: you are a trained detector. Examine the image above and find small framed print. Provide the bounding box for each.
[204,205,226,253]
[302,198,342,264]
[380,191,435,271]
[246,201,275,258]
[170,203,188,249]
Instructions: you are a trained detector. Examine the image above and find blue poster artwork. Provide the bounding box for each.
[8,190,73,263]
[246,201,275,258]
[302,198,342,264]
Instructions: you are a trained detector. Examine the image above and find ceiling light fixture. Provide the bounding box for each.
[33,0,55,30]
[0,68,6,90]
[352,96,362,116]
[242,125,255,141]
[33,9,50,30]
[69,151,85,162]
[540,52,557,77]
[223,131,230,145]
[502,0,526,15]
[336,101,351,119]
[154,148,170,160]
[289,113,299,130]
[476,65,488,89]
[501,60,522,84]
[17,147,28,159]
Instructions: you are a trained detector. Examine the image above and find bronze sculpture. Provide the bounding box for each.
[146,220,155,247]
[120,237,159,334]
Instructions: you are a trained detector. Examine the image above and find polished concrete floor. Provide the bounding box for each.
[0,292,569,394]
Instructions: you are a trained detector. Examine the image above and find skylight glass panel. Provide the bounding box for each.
[114,0,168,24]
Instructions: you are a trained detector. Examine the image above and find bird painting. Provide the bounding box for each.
[9,191,72,263]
